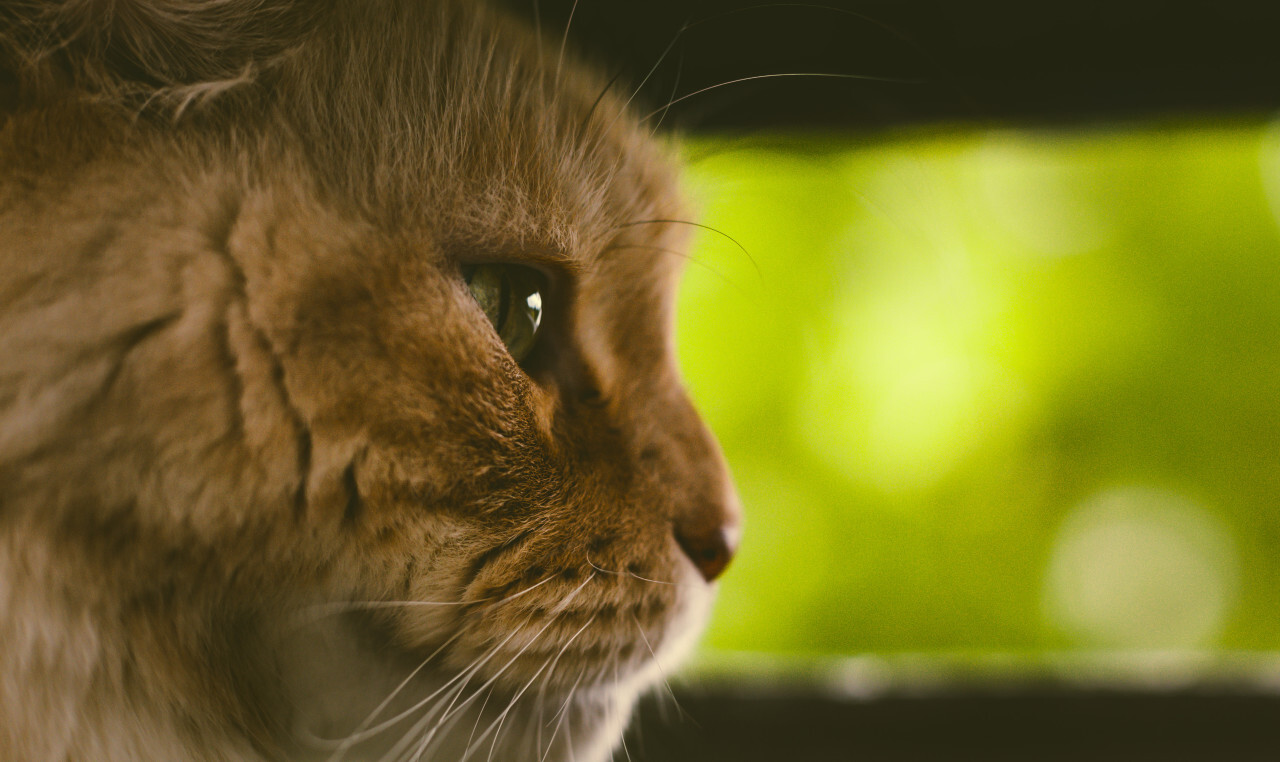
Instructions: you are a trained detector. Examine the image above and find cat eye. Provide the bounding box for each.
[463,263,544,363]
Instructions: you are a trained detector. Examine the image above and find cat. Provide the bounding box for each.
[0,1,741,760]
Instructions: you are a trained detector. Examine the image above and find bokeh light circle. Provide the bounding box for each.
[1044,487,1239,649]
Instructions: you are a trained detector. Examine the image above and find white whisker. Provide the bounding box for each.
[379,671,468,762]
[416,574,595,757]
[535,614,596,713]
[382,635,511,762]
[532,0,542,68]
[396,610,541,762]
[596,16,691,137]
[358,623,529,754]
[536,696,546,762]
[461,686,495,762]
[632,614,688,722]
[401,666,481,762]
[492,573,557,604]
[554,0,581,83]
[299,570,559,627]
[641,71,920,121]
[614,660,634,762]
[541,666,585,762]
[649,45,686,136]
[323,631,464,761]
[586,552,689,587]
[614,219,761,285]
[469,611,598,762]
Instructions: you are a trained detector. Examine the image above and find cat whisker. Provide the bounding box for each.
[615,219,761,283]
[614,661,634,762]
[554,0,581,84]
[547,570,597,616]
[686,2,970,108]
[483,694,516,762]
[648,44,686,137]
[531,620,580,757]
[350,676,472,761]
[585,552,690,588]
[517,703,541,762]
[297,599,471,621]
[626,3,919,136]
[541,666,586,762]
[488,590,599,761]
[534,614,597,720]
[399,663,485,762]
[345,620,532,754]
[580,67,627,136]
[468,633,573,762]
[462,666,547,762]
[602,243,747,297]
[584,554,624,578]
[379,628,524,762]
[532,0,542,66]
[412,573,596,757]
[377,673,469,762]
[535,695,547,762]
[415,634,546,760]
[641,71,922,123]
[460,686,495,762]
[407,618,545,759]
[300,569,561,630]
[324,631,464,762]
[632,613,689,724]
[566,705,578,762]
[489,572,557,605]
[594,14,693,139]
[527,621,595,759]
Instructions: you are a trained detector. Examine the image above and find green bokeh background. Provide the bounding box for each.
[675,121,1280,659]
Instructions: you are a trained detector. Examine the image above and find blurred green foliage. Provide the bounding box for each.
[675,121,1280,658]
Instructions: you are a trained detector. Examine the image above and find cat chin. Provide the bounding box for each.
[284,572,711,761]
[287,651,663,762]
[293,678,639,762]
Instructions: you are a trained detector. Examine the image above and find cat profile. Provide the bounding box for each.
[0,1,741,760]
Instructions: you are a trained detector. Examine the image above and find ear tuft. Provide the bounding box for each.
[1,0,315,114]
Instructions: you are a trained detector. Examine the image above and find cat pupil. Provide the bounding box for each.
[464,263,544,363]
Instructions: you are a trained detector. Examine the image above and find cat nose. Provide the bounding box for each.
[674,502,741,583]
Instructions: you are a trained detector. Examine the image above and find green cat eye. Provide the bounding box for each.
[463,263,544,363]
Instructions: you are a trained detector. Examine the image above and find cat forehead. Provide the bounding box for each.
[4,0,685,221]
[261,0,684,254]
[4,0,686,267]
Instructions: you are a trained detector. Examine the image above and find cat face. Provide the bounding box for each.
[0,1,739,759]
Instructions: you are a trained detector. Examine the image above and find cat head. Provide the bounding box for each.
[2,0,740,757]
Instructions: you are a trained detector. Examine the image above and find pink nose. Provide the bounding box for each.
[674,521,740,582]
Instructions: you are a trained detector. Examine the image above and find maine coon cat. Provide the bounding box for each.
[0,1,741,759]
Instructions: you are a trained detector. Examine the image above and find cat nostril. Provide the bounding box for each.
[674,522,739,583]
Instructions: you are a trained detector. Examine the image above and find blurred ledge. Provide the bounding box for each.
[628,687,1280,762]
[680,650,1280,698]
[626,652,1280,761]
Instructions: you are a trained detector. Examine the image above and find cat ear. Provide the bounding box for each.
[1,0,315,114]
